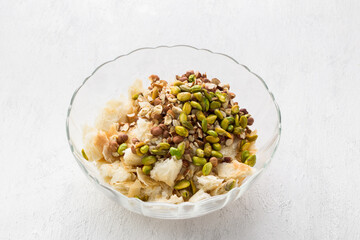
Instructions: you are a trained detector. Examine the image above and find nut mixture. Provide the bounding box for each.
[82,71,257,203]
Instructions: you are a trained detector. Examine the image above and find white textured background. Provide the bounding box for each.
[1,1,360,239]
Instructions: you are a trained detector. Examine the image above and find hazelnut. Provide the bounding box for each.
[247,117,254,126]
[209,157,218,167]
[151,126,163,136]
[117,133,128,144]
[108,140,119,153]
[172,135,184,144]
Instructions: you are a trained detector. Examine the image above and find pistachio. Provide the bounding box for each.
[132,93,140,100]
[244,155,256,167]
[141,155,157,165]
[204,98,210,111]
[179,112,188,123]
[150,149,167,155]
[183,102,192,115]
[173,80,184,86]
[188,74,196,83]
[152,86,159,100]
[158,142,170,150]
[234,114,240,127]
[174,179,191,190]
[211,150,223,158]
[177,92,191,101]
[203,90,212,101]
[81,149,89,160]
[191,85,202,93]
[204,143,212,157]
[215,92,226,103]
[231,105,240,114]
[214,109,224,120]
[192,156,207,166]
[181,190,190,200]
[178,142,185,155]
[190,101,202,111]
[170,86,181,95]
[227,125,234,132]
[241,150,250,162]
[220,118,230,130]
[215,127,233,138]
[225,179,236,191]
[226,117,235,124]
[240,115,248,128]
[196,111,206,121]
[201,119,208,132]
[169,147,182,159]
[175,126,189,137]
[209,157,218,167]
[246,134,258,142]
[207,130,218,137]
[140,144,149,154]
[190,179,197,194]
[206,114,217,124]
[179,85,191,92]
[212,143,221,151]
[241,142,250,151]
[233,126,243,135]
[210,101,221,109]
[202,162,213,176]
[142,165,152,175]
[182,120,194,130]
[196,148,205,157]
[194,92,203,101]
[206,136,220,143]
[117,143,128,155]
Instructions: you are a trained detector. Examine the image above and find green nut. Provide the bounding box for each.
[177,92,191,101]
[215,92,226,103]
[174,179,191,190]
[81,149,89,160]
[188,74,196,82]
[132,93,140,100]
[235,114,240,127]
[175,126,189,137]
[191,85,202,93]
[207,130,218,137]
[225,179,236,191]
[169,147,182,159]
[231,105,240,114]
[179,112,188,123]
[206,114,217,124]
[196,111,206,121]
[226,117,235,124]
[170,86,181,95]
[211,150,223,158]
[233,126,243,135]
[196,148,205,157]
[140,144,149,154]
[246,134,258,142]
[203,90,212,101]
[227,125,234,132]
[241,142,250,151]
[142,165,152,175]
[212,143,221,151]
[192,156,207,166]
[215,127,233,139]
[244,155,256,167]
[141,155,157,165]
[117,143,128,155]
[190,101,202,110]
[210,101,221,109]
[181,190,190,200]
[178,142,185,155]
[204,98,210,112]
[214,109,224,120]
[194,92,203,101]
[179,85,191,92]
[158,142,170,150]
[201,119,208,132]
[220,118,230,130]
[150,149,167,155]
[204,143,212,157]
[240,116,248,128]
[206,136,220,143]
[202,162,213,176]
[182,102,192,115]
[190,180,197,194]
[241,150,250,162]
[182,120,194,130]
[173,80,184,86]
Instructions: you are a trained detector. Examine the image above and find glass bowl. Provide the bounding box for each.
[66,45,281,219]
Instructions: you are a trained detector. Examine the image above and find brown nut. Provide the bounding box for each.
[151,126,163,136]
[224,156,232,163]
[173,135,185,144]
[153,98,162,105]
[131,145,137,154]
[239,108,248,114]
[117,133,128,144]
[163,130,170,138]
[132,138,139,144]
[108,140,119,152]
[247,117,254,126]
[149,74,160,82]
[209,157,218,167]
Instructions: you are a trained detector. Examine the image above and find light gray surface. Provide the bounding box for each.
[1,1,360,239]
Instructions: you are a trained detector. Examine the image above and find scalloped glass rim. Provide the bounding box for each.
[66,45,282,219]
